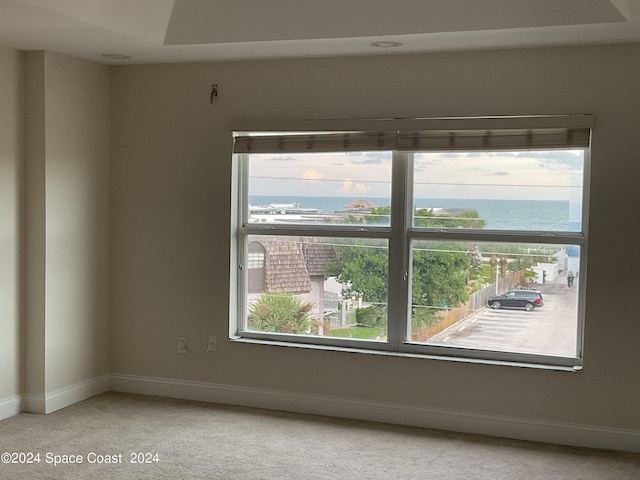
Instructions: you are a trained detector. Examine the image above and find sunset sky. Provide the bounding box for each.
[248,150,584,201]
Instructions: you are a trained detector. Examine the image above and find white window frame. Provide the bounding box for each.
[230,115,592,370]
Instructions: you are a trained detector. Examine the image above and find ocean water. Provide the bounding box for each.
[250,195,576,231]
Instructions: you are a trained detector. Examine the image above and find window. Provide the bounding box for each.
[232,116,591,368]
[247,242,266,293]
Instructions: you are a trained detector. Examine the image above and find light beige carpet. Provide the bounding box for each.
[0,392,638,479]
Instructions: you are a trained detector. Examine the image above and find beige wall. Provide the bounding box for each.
[23,51,46,399]
[110,44,640,431]
[43,52,111,393]
[22,51,110,400]
[2,40,637,436]
[0,46,22,401]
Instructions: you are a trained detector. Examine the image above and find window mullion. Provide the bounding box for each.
[387,151,412,350]
[241,224,392,239]
[575,147,591,359]
[408,229,585,245]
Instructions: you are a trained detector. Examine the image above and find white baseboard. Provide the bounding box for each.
[45,374,111,414]
[110,374,640,453]
[0,395,21,421]
[21,374,111,414]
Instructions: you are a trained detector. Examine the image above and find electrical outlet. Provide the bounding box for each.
[177,337,188,353]
[207,336,217,352]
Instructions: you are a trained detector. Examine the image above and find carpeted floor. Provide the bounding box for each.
[0,392,638,479]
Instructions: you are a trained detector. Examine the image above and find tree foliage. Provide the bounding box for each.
[411,306,440,329]
[327,206,482,315]
[326,239,470,314]
[324,240,388,304]
[248,292,315,334]
[362,206,486,229]
[355,305,386,328]
[414,208,486,228]
[411,244,469,309]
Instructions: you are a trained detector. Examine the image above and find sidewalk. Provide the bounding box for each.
[537,270,579,295]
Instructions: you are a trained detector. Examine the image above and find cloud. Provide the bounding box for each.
[486,171,510,176]
[514,150,584,167]
[347,152,391,165]
[350,152,390,164]
[415,156,443,165]
[340,179,370,194]
[266,155,298,162]
[302,168,324,180]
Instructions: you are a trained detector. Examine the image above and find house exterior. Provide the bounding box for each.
[247,236,339,330]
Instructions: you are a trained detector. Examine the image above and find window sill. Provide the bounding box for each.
[229,336,583,372]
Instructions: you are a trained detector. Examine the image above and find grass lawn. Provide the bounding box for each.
[329,326,383,339]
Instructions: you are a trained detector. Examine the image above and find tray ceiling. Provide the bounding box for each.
[0,0,638,64]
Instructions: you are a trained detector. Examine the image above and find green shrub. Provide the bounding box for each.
[355,305,386,328]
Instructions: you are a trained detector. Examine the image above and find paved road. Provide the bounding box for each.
[427,277,579,356]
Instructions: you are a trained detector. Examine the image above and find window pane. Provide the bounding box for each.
[412,150,585,231]
[246,235,388,341]
[409,240,580,357]
[247,151,392,226]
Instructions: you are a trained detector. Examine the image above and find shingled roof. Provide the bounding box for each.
[250,236,338,294]
[302,239,340,276]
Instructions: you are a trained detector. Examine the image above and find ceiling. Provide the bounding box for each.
[0,0,639,64]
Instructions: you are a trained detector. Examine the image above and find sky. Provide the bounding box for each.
[248,150,584,201]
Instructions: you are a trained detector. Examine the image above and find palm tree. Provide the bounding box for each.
[248,292,315,334]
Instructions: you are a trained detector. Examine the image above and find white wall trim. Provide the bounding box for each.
[110,374,640,453]
[44,374,111,414]
[20,374,112,414]
[0,395,21,420]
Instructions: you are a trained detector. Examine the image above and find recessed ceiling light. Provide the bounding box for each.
[370,41,403,48]
[101,53,131,60]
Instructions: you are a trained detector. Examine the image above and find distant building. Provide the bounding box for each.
[249,203,318,216]
[344,199,377,211]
